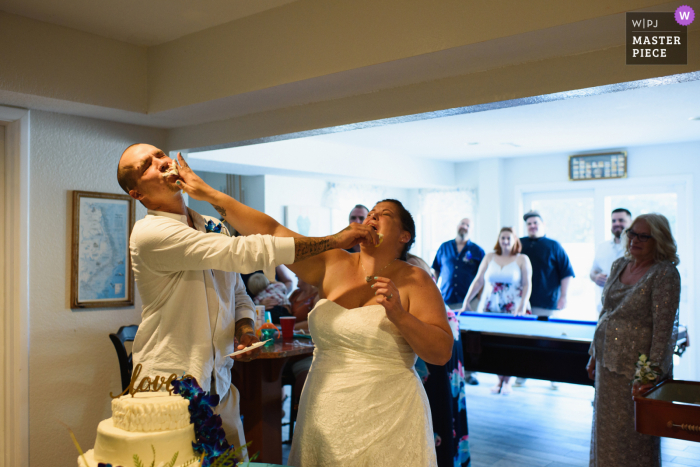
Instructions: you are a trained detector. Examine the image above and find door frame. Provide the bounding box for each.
[515,175,695,380]
[1,106,30,467]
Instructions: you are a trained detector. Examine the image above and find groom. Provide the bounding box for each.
[117,144,378,456]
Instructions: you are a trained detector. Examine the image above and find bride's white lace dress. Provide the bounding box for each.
[288,299,437,467]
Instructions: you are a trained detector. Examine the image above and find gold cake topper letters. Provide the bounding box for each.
[110,364,179,398]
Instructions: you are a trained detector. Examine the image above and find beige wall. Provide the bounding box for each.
[149,0,666,111]
[27,111,166,466]
[0,12,147,112]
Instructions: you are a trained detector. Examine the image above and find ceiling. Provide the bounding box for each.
[189,76,700,188]
[0,0,298,45]
[205,77,700,163]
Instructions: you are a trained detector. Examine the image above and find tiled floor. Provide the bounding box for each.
[279,374,699,466]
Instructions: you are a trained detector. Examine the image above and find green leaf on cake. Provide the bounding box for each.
[133,454,144,467]
[166,451,179,467]
[149,445,156,467]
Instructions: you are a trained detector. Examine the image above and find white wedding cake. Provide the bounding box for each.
[78,392,197,467]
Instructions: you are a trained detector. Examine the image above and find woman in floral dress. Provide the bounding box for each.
[408,254,471,467]
[458,228,532,395]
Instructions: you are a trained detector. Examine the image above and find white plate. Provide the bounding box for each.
[225,339,272,358]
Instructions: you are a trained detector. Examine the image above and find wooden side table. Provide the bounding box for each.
[231,338,314,464]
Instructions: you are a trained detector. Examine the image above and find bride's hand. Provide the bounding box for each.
[372,277,406,323]
[174,153,217,202]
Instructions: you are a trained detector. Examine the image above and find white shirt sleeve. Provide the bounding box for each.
[131,216,295,281]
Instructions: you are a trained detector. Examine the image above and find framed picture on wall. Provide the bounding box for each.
[70,191,135,308]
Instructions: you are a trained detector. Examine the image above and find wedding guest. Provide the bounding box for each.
[289,278,320,329]
[276,264,295,293]
[520,211,573,318]
[458,227,532,395]
[432,218,485,309]
[586,213,680,467]
[346,204,370,252]
[248,273,292,323]
[590,208,632,312]
[409,253,472,467]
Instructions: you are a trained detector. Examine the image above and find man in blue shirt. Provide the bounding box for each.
[432,218,485,309]
[432,218,484,385]
[520,211,574,318]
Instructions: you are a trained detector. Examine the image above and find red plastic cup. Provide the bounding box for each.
[280,316,296,340]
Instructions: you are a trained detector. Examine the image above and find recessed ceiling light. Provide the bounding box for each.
[690,117,700,121]
[467,142,479,145]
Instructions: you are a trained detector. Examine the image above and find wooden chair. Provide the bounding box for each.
[109,325,139,392]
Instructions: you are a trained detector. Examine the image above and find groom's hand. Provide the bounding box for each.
[232,319,261,362]
[231,332,261,362]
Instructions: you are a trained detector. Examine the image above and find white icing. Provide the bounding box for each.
[375,233,384,247]
[82,419,196,467]
[112,392,191,433]
[78,392,196,467]
[162,161,179,178]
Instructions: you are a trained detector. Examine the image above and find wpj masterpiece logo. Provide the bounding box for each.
[626,5,694,65]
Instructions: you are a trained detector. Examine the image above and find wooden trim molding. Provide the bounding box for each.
[1,106,30,467]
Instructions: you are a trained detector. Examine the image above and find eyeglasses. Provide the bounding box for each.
[626,230,652,243]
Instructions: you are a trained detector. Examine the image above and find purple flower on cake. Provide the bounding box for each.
[172,377,244,467]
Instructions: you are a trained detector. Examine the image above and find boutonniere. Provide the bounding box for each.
[462,251,475,263]
[205,220,224,234]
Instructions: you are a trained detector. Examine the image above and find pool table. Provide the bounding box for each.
[459,312,688,386]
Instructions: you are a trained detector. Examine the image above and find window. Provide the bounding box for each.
[417,189,477,267]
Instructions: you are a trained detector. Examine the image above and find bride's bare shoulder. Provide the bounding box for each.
[398,260,435,286]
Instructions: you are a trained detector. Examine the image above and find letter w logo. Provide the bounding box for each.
[679,11,691,20]
[632,19,643,27]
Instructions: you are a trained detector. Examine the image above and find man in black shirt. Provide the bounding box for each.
[520,211,575,319]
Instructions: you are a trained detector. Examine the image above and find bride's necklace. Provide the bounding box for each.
[359,257,398,282]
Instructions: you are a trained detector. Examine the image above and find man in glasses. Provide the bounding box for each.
[590,208,632,313]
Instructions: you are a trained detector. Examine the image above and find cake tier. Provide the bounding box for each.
[112,392,190,432]
[86,418,197,467]
[79,448,196,467]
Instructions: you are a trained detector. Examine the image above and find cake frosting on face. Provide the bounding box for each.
[78,392,196,467]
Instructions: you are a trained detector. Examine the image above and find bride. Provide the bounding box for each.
[175,156,453,467]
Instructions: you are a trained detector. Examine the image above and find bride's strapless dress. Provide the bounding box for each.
[288,299,437,467]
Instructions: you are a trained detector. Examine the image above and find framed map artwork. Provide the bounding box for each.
[71,191,135,308]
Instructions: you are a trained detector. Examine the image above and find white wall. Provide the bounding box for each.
[27,111,167,467]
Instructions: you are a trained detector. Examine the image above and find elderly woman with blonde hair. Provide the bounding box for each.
[586,213,680,467]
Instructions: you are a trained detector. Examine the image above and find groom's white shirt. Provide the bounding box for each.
[130,208,294,396]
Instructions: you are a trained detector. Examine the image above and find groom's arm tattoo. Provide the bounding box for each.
[294,236,337,262]
[213,204,227,217]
